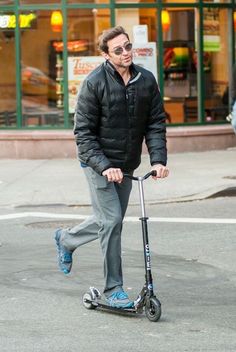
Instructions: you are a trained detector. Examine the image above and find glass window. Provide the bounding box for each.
[116,7,157,42]
[203,0,230,3]
[163,9,197,124]
[116,0,155,3]
[20,10,64,127]
[20,1,59,4]
[0,1,14,4]
[67,0,109,4]
[0,12,16,127]
[163,0,196,3]
[202,7,229,123]
[67,8,110,121]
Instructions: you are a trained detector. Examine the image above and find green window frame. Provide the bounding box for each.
[0,0,235,129]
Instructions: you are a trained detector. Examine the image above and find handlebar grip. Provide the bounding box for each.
[151,170,157,177]
[123,173,138,180]
[143,170,156,179]
[123,170,157,181]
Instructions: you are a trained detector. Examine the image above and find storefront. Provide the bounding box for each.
[0,0,235,130]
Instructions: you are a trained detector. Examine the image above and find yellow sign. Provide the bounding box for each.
[0,14,36,29]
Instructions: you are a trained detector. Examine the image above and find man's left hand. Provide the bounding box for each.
[151,164,169,180]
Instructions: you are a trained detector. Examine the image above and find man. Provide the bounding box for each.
[55,26,169,309]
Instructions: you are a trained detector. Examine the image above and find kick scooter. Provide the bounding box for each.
[82,170,161,322]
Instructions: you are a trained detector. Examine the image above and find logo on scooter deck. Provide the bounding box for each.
[145,244,151,270]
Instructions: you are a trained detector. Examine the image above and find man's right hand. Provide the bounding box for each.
[102,168,123,183]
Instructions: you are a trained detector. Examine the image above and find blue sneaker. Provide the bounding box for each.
[55,229,73,274]
[106,290,134,309]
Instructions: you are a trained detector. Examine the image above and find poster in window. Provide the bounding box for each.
[68,56,104,114]
[203,8,220,52]
[132,42,158,82]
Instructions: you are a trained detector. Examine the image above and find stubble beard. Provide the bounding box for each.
[118,57,132,69]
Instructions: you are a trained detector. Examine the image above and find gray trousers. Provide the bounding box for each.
[61,166,132,294]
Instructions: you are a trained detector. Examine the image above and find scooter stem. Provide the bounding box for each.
[137,177,146,218]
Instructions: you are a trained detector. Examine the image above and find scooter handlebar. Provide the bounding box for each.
[123,170,157,181]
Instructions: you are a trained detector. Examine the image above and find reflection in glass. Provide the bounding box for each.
[0,1,14,4]
[0,28,16,127]
[67,0,109,3]
[116,0,155,3]
[20,10,64,127]
[203,8,229,122]
[163,0,196,3]
[202,0,229,3]
[20,0,59,4]
[115,8,157,43]
[163,9,197,124]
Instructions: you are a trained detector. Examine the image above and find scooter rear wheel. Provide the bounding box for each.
[145,297,161,322]
[82,292,96,310]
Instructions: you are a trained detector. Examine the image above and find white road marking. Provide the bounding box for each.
[0,212,235,224]
[125,217,236,224]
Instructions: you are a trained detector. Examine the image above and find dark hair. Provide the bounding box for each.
[98,26,130,54]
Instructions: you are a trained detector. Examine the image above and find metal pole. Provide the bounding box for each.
[138,177,146,218]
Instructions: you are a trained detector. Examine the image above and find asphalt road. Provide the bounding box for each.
[0,196,236,352]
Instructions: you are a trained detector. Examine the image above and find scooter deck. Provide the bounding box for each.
[84,297,139,315]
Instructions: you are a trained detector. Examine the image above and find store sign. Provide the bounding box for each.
[53,40,88,53]
[133,42,158,81]
[0,14,37,30]
[68,56,104,113]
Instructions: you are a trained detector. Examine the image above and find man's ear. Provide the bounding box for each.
[102,51,109,60]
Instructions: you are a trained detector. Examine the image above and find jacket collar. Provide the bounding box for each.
[104,60,141,83]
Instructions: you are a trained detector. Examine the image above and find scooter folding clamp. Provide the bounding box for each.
[89,286,102,300]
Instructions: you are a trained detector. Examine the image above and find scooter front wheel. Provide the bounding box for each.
[82,292,96,310]
[145,297,161,322]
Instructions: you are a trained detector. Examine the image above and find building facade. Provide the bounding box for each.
[0,0,235,131]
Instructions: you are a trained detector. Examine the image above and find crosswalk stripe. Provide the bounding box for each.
[0,212,235,224]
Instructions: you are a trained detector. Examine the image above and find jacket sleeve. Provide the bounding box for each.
[74,79,112,174]
[145,78,167,166]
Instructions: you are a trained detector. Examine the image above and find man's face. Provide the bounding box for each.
[104,33,133,69]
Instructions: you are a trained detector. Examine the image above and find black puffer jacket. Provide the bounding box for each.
[74,60,167,175]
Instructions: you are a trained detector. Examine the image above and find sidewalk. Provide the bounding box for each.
[0,149,236,352]
[0,148,236,208]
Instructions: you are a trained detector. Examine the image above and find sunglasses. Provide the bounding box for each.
[110,43,133,56]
